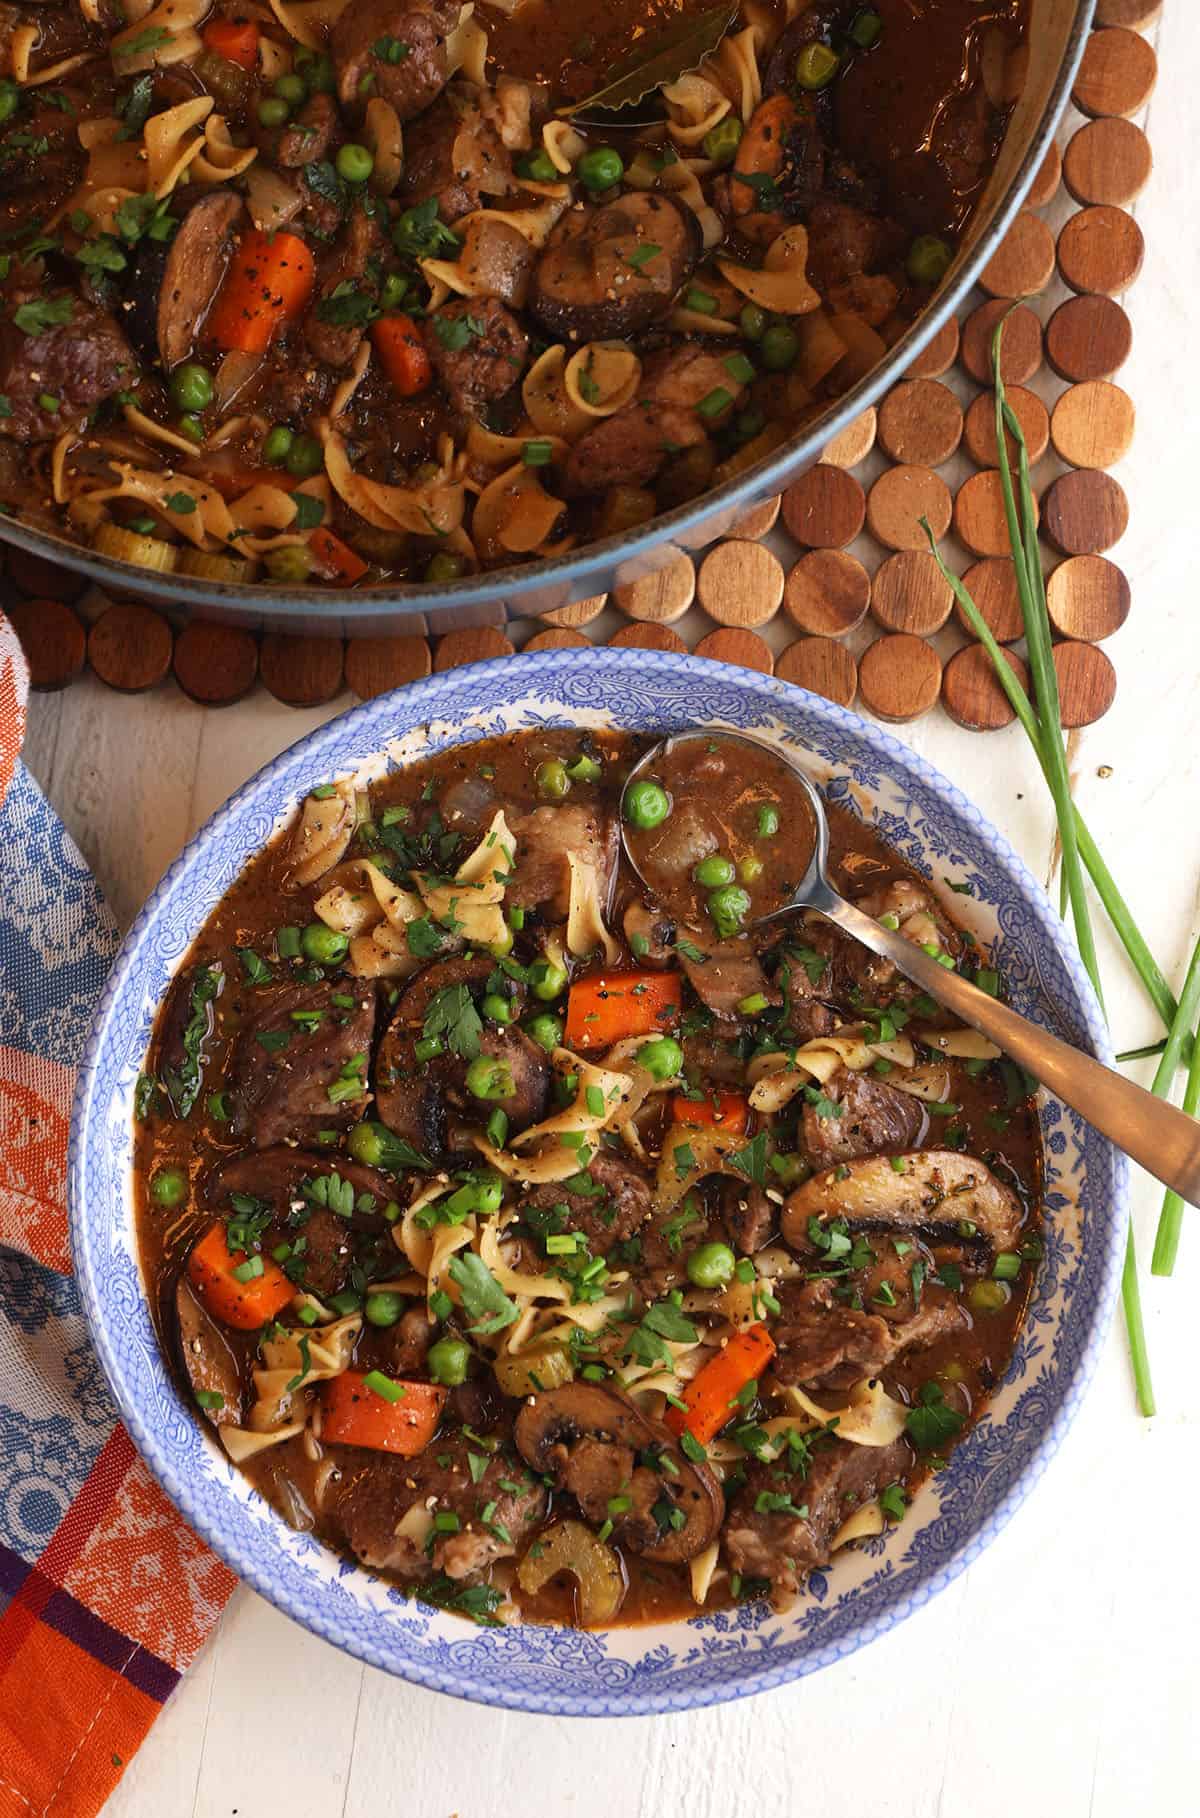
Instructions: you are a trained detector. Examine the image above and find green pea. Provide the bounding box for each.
[739,303,768,342]
[150,1166,187,1208]
[760,322,799,371]
[177,413,204,443]
[285,433,323,479]
[487,923,514,959]
[427,1336,470,1386]
[756,805,779,838]
[481,992,513,1025]
[566,753,602,783]
[795,42,840,89]
[257,96,291,128]
[365,1290,404,1327]
[466,1055,514,1100]
[379,271,409,312]
[638,1036,683,1081]
[694,854,735,889]
[264,544,312,583]
[623,778,670,830]
[707,883,751,939]
[169,362,213,414]
[535,757,571,802]
[336,142,374,184]
[274,73,307,105]
[687,1241,737,1289]
[424,552,464,583]
[702,116,743,167]
[906,234,953,286]
[262,425,294,466]
[525,1012,563,1053]
[577,146,624,192]
[529,958,568,1001]
[300,921,349,965]
[0,80,19,125]
[738,854,764,884]
[849,8,883,49]
[516,149,557,182]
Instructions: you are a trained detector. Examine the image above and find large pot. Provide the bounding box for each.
[1,0,1093,636]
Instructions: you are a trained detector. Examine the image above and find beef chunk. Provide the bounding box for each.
[446,1025,551,1132]
[720,1179,776,1255]
[304,205,384,368]
[356,1307,435,1378]
[332,0,462,122]
[677,929,781,1023]
[522,1148,652,1256]
[771,1279,891,1392]
[622,899,675,967]
[0,291,134,442]
[228,979,376,1149]
[276,92,340,168]
[563,400,707,498]
[211,1147,396,1298]
[506,802,618,919]
[425,295,528,417]
[398,87,514,222]
[800,1066,926,1168]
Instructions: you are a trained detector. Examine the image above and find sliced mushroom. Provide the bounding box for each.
[211,1146,396,1230]
[173,1272,244,1427]
[158,192,244,370]
[530,192,702,342]
[514,1382,722,1565]
[781,1149,1024,1254]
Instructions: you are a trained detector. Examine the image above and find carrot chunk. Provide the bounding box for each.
[186,1221,295,1331]
[671,1092,749,1136]
[309,527,368,586]
[564,970,682,1050]
[665,1324,777,1446]
[321,1371,446,1455]
[371,315,433,396]
[202,20,259,70]
[207,230,315,355]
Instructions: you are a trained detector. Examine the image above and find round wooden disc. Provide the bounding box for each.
[173,621,258,706]
[613,553,695,623]
[963,385,1050,468]
[1072,27,1157,119]
[783,549,871,637]
[780,464,866,548]
[1026,140,1062,209]
[609,622,688,653]
[954,470,1039,559]
[1063,117,1152,207]
[6,546,86,602]
[978,211,1056,299]
[1045,555,1131,641]
[1053,640,1117,727]
[870,551,953,636]
[87,603,173,692]
[260,633,346,705]
[876,380,964,467]
[344,634,432,699]
[1057,204,1145,296]
[960,300,1042,385]
[696,541,784,628]
[730,495,781,540]
[433,626,515,670]
[954,558,1026,643]
[694,628,774,673]
[1045,294,1132,382]
[776,637,858,706]
[1042,470,1129,555]
[524,627,590,651]
[5,598,86,691]
[1050,380,1135,469]
[866,465,952,552]
[942,644,1031,731]
[905,316,959,381]
[1094,0,1160,25]
[543,592,606,627]
[858,633,942,722]
[821,408,877,468]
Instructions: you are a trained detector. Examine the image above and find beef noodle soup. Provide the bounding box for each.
[0,0,1024,588]
[134,727,1041,1628]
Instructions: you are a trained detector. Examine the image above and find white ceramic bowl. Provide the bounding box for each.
[69,650,1124,1714]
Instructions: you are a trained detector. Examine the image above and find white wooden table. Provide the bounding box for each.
[21,7,1200,1812]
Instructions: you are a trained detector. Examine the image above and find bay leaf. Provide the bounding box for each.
[557,2,739,119]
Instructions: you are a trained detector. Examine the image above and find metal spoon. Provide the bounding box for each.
[622,730,1200,1210]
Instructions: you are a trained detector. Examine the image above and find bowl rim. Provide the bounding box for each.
[67,647,1126,1713]
[3,0,1095,631]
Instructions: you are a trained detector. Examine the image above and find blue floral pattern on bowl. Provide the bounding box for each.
[67,649,1125,1716]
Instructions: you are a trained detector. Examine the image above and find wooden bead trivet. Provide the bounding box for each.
[694,628,774,673]
[1026,142,1062,210]
[876,380,963,467]
[1094,0,1160,26]
[6,598,86,691]
[1045,556,1131,642]
[612,554,695,622]
[963,385,1050,468]
[173,621,258,706]
[1050,379,1136,469]
[543,592,606,627]
[858,634,942,722]
[870,551,953,637]
[960,300,1042,385]
[866,465,951,552]
[780,464,865,548]
[1063,117,1152,207]
[783,549,870,637]
[978,211,1057,299]
[345,634,431,699]
[1057,204,1145,296]
[434,626,514,670]
[608,623,687,653]
[730,494,781,539]
[1053,640,1118,727]
[821,408,878,468]
[905,317,959,381]
[1045,294,1132,381]
[1042,470,1129,555]
[953,559,1025,643]
[523,627,589,651]
[954,470,1039,560]
[260,633,345,705]
[6,546,85,603]
[696,540,784,628]
[775,637,857,707]
[943,645,1031,731]
[1072,26,1157,118]
[88,604,173,692]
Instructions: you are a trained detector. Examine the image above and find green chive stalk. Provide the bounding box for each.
[1151,939,1200,1275]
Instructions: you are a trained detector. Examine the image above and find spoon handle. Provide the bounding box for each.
[815,889,1200,1211]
